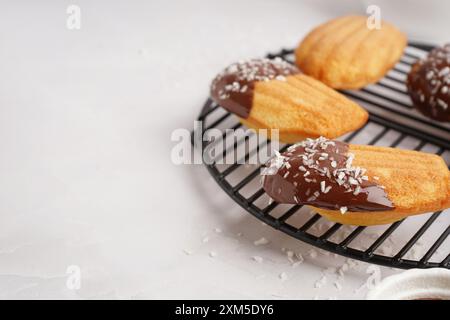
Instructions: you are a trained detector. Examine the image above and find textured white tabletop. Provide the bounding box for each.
[0,0,447,299]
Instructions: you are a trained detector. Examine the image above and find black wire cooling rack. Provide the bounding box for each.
[193,43,450,269]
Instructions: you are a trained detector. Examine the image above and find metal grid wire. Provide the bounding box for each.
[194,43,450,269]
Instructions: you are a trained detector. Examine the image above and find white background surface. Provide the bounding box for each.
[0,0,448,299]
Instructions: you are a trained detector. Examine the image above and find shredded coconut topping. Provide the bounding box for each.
[409,44,450,114]
[262,137,393,211]
[212,58,299,100]
[264,137,370,196]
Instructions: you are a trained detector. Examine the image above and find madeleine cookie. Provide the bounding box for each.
[407,44,450,122]
[262,137,450,226]
[295,15,407,89]
[210,58,368,143]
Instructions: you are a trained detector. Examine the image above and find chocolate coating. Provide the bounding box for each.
[210,58,299,118]
[407,44,450,122]
[262,137,394,212]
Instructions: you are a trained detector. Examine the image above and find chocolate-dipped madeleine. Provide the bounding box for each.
[407,44,450,122]
[210,58,368,143]
[262,137,450,226]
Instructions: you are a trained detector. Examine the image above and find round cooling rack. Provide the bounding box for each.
[193,42,450,269]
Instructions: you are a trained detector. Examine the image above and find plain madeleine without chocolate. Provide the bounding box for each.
[295,15,407,89]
